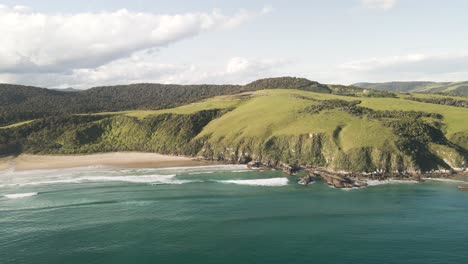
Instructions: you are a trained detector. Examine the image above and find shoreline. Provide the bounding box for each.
[0,152,211,172]
[248,162,468,188]
[2,153,467,189]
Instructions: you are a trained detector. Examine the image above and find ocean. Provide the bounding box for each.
[1,165,467,264]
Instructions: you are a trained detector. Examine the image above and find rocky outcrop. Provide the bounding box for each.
[298,174,316,186]
[281,163,300,175]
[247,161,262,169]
[307,169,367,188]
[321,174,357,188]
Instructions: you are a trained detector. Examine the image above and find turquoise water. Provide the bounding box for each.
[1,165,468,264]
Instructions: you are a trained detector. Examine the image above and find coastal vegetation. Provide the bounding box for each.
[405,96,468,108]
[1,78,467,176]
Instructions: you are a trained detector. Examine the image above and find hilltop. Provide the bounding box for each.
[1,77,466,179]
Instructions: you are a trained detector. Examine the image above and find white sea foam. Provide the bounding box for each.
[188,171,215,175]
[152,164,249,174]
[4,192,38,199]
[0,164,249,178]
[0,164,251,188]
[341,187,359,191]
[422,178,467,183]
[218,178,289,186]
[0,174,194,188]
[78,174,190,184]
[366,179,419,186]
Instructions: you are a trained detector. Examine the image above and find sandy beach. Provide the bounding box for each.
[0,152,205,171]
[0,157,13,172]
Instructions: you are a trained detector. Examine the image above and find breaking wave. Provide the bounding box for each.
[422,178,467,183]
[0,164,252,188]
[218,178,289,186]
[4,192,38,199]
[0,174,194,188]
[366,179,419,186]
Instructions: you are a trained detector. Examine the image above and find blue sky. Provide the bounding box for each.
[0,0,467,88]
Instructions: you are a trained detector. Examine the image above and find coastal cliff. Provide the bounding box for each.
[1,80,467,181]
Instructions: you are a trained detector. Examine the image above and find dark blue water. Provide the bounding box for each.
[1,165,467,264]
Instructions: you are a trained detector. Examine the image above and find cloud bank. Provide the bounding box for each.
[360,0,397,10]
[0,5,268,75]
[338,52,468,83]
[0,52,291,89]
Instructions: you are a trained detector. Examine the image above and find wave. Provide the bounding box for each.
[366,179,419,186]
[0,165,107,177]
[78,174,184,184]
[0,174,195,188]
[0,164,251,188]
[4,192,38,199]
[218,177,289,186]
[188,171,215,175]
[187,169,253,175]
[148,164,249,175]
[422,178,467,183]
[0,164,249,177]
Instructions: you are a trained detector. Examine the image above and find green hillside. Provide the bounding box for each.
[0,77,397,127]
[354,81,468,96]
[0,77,337,127]
[1,87,466,174]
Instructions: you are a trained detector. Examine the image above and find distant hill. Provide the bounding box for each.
[52,88,81,92]
[354,81,468,96]
[0,77,393,127]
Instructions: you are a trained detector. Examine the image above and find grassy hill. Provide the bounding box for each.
[1,86,466,174]
[0,77,349,127]
[354,81,468,96]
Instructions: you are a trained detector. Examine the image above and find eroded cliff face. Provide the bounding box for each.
[194,133,465,174]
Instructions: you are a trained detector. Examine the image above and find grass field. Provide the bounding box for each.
[197,90,401,151]
[86,94,249,119]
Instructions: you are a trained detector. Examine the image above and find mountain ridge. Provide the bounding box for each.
[354,81,468,95]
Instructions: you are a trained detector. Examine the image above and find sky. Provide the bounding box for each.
[0,0,468,89]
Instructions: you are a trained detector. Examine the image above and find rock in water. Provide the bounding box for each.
[247,161,261,169]
[319,173,366,188]
[281,164,300,175]
[298,175,315,186]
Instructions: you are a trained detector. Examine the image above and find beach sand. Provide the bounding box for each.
[1,152,207,171]
[0,157,13,172]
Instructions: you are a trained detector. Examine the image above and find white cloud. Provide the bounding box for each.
[338,52,468,82]
[260,6,274,15]
[360,0,397,10]
[0,5,269,74]
[340,53,428,71]
[1,55,293,89]
[226,57,251,74]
